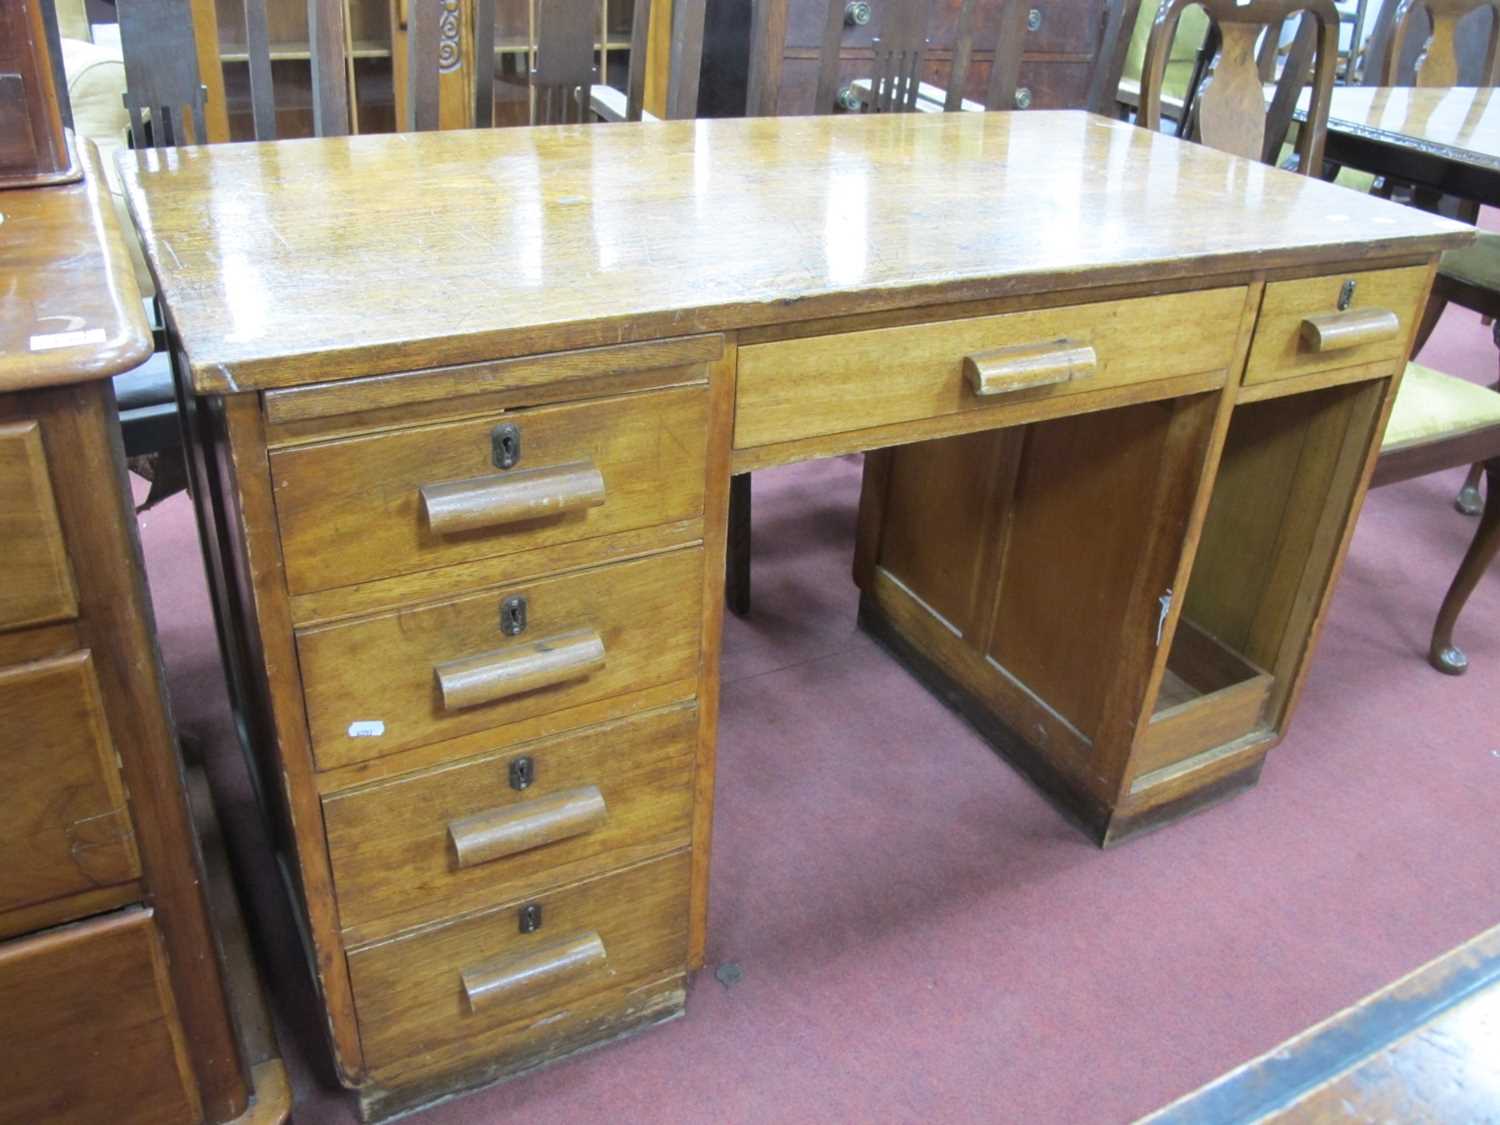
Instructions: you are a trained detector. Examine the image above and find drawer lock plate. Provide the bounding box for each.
[500,594,528,636]
[519,903,542,933]
[509,755,534,791]
[492,422,522,470]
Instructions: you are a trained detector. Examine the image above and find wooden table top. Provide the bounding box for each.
[1314,86,1500,172]
[1,143,152,394]
[118,111,1470,395]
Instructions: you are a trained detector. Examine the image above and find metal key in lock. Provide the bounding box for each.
[1156,589,1174,646]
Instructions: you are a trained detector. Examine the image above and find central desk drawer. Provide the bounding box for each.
[270,386,709,595]
[347,849,691,1071]
[296,548,704,770]
[323,705,697,942]
[733,287,1247,450]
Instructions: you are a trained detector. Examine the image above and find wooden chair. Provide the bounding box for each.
[1370,362,1500,674]
[113,0,278,505]
[1139,0,1341,173]
[1376,0,1500,516]
[815,0,1027,115]
[1087,0,1210,122]
[404,0,700,129]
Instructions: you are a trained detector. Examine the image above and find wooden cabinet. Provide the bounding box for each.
[770,0,1106,113]
[857,268,1430,843]
[165,333,724,1119]
[212,0,644,136]
[0,147,285,1124]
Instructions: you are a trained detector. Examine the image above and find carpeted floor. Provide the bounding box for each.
[137,302,1499,1124]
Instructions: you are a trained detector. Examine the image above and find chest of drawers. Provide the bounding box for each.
[0,147,282,1124]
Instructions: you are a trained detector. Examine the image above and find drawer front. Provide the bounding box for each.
[0,651,139,916]
[0,909,200,1125]
[297,548,704,769]
[324,705,697,940]
[1244,266,1429,385]
[348,849,691,1070]
[734,286,1247,450]
[271,386,709,595]
[0,421,77,631]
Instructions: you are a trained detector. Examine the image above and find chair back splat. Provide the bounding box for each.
[1382,0,1500,86]
[1140,0,1339,174]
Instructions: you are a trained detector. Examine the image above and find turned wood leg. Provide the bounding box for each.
[726,472,751,617]
[1455,328,1500,516]
[1430,459,1500,675]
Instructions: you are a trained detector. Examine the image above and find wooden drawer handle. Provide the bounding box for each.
[461,931,608,1013]
[964,340,1098,396]
[448,785,607,869]
[435,628,606,712]
[420,461,606,535]
[1299,308,1401,353]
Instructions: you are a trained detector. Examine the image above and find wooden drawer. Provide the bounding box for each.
[0,420,77,631]
[324,705,697,942]
[0,908,200,1125]
[0,651,139,917]
[733,286,1247,450]
[270,386,708,595]
[347,849,691,1070]
[1244,266,1429,385]
[297,547,704,769]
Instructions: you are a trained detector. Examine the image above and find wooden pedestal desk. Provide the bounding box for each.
[1,147,287,1124]
[119,111,1469,1117]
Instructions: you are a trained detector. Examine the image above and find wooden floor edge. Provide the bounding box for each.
[1137,924,1500,1124]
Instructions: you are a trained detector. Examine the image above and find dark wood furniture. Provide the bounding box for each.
[751,0,1104,116]
[0,144,288,1125]
[0,0,79,187]
[1145,924,1500,1122]
[120,110,1466,1117]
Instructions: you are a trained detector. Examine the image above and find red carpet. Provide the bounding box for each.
[137,305,1499,1123]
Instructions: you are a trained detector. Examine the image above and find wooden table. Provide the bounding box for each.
[0,145,288,1124]
[1314,86,1500,203]
[118,110,1469,1119]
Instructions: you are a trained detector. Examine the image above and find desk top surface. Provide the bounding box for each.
[0,144,152,394]
[1321,87,1500,169]
[119,110,1469,394]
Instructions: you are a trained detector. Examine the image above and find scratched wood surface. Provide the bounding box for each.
[116,111,1470,394]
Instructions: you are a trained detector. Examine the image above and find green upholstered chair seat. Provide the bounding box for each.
[1438,230,1500,290]
[1383,362,1500,453]
[1124,0,1209,101]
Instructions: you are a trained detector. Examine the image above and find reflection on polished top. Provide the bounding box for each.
[1,142,152,394]
[117,110,1470,394]
[1321,87,1500,167]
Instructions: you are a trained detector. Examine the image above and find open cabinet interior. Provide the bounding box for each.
[1138,377,1390,779]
